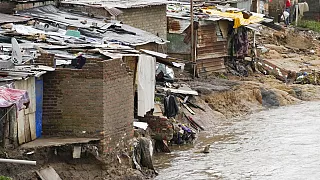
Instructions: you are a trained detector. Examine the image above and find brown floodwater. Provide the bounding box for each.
[154,102,320,180]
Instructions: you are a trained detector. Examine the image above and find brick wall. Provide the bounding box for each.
[117,5,167,41]
[42,58,134,154]
[101,59,134,154]
[15,0,56,11]
[35,53,55,67]
[0,1,16,14]
[42,59,104,137]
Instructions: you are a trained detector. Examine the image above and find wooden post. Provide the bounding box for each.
[295,4,298,26]
[190,0,196,78]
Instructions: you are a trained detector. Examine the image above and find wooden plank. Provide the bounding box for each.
[17,109,25,145]
[182,103,195,115]
[28,77,36,113]
[197,62,225,69]
[197,66,226,73]
[197,58,225,64]
[24,114,31,142]
[37,166,62,180]
[9,106,18,147]
[159,87,198,96]
[29,113,36,140]
[3,109,10,147]
[27,77,36,141]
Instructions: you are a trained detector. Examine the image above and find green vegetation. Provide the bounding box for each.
[298,20,320,32]
[0,176,12,180]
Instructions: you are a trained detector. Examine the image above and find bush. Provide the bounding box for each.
[298,20,320,32]
[0,176,11,180]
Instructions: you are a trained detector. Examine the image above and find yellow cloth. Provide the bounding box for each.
[202,8,264,28]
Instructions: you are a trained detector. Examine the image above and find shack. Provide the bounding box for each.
[0,64,54,148]
[167,2,272,77]
[0,5,185,160]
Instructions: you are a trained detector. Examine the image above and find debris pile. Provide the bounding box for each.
[253,26,320,85]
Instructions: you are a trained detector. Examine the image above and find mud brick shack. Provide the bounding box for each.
[40,56,134,155]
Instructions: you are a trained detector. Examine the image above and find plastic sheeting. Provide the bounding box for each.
[156,63,174,79]
[0,87,30,111]
[137,54,156,117]
[201,8,264,28]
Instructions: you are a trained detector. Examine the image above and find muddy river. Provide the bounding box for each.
[154,101,320,180]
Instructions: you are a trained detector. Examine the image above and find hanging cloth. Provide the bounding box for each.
[137,54,156,117]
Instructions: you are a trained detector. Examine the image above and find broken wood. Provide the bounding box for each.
[159,87,198,96]
[183,113,204,131]
[183,95,189,103]
[187,102,206,112]
[188,116,204,131]
[182,103,195,115]
[183,112,204,131]
[177,94,205,112]
[162,140,171,153]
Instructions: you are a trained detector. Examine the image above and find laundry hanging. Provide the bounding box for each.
[137,54,156,117]
[0,86,30,111]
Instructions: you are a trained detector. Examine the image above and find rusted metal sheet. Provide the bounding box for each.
[197,56,226,76]
[196,22,227,76]
[0,13,31,24]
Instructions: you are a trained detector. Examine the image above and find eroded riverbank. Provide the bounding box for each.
[154,101,320,180]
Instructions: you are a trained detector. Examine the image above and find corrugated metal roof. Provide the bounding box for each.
[0,13,31,24]
[104,7,123,16]
[19,5,167,46]
[62,0,167,9]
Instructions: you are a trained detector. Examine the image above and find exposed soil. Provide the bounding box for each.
[0,145,145,180]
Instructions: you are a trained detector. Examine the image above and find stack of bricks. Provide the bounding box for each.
[139,115,173,141]
[42,58,134,155]
[35,53,56,67]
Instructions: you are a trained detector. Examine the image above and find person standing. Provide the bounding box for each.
[163,90,179,119]
[285,0,291,25]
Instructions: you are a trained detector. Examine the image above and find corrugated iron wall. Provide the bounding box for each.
[167,17,191,60]
[196,21,227,76]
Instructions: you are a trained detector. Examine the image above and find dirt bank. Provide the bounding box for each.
[184,73,320,122]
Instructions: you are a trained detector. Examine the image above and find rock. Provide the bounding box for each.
[202,145,210,153]
[265,50,282,59]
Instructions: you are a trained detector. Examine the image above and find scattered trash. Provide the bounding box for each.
[133,122,148,130]
[65,30,81,38]
[36,166,61,180]
[25,151,34,155]
[72,146,81,159]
